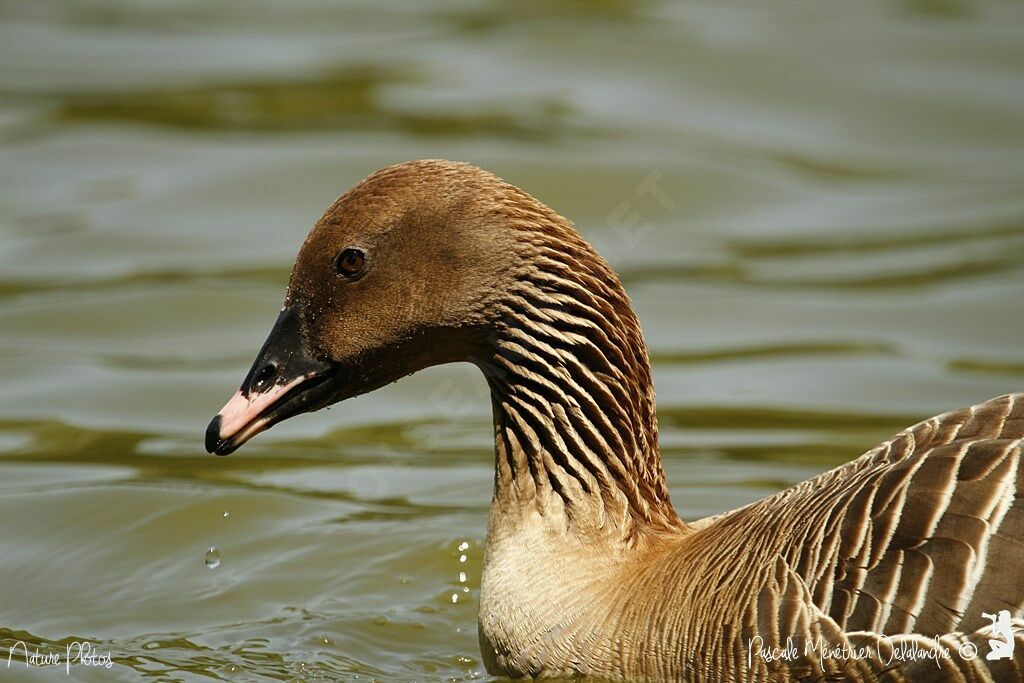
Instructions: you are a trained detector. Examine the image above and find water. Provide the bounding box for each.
[0,1,1022,680]
[204,547,221,570]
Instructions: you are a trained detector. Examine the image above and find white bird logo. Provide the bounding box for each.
[983,611,1015,661]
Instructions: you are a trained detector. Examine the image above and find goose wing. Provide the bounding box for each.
[753,392,1024,637]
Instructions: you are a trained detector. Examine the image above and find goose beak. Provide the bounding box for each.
[205,304,336,456]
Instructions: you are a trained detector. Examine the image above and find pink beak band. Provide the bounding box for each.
[208,378,306,452]
[205,304,334,456]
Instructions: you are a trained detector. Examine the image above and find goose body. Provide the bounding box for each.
[206,160,1024,680]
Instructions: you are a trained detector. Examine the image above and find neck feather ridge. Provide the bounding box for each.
[479,224,679,535]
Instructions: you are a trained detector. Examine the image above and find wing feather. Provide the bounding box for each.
[734,393,1024,636]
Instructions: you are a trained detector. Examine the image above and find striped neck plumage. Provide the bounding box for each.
[479,246,680,536]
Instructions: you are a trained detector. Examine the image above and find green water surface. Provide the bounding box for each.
[1,1,1023,680]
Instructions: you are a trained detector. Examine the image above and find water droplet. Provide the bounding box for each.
[451,593,459,603]
[457,541,469,551]
[204,547,221,569]
[458,554,467,563]
[463,586,470,593]
[222,510,229,518]
[458,572,467,583]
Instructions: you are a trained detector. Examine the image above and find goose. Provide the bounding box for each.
[205,160,1024,681]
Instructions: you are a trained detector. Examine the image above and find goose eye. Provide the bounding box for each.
[334,248,366,279]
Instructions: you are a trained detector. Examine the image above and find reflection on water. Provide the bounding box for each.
[1,0,1022,680]
[52,68,574,140]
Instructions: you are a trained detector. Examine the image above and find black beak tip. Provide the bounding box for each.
[204,415,236,456]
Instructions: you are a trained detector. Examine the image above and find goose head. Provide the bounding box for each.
[205,160,546,455]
